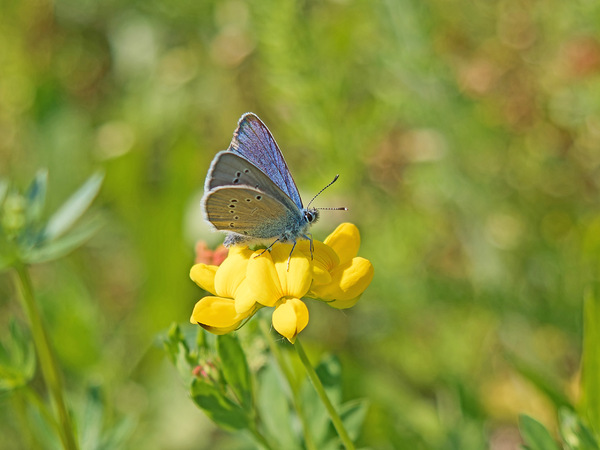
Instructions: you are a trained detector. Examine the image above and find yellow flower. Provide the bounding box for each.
[304,223,374,309]
[189,246,258,334]
[237,244,312,342]
[188,223,373,341]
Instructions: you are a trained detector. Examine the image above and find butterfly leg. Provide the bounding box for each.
[255,238,281,258]
[286,240,298,271]
[302,234,314,260]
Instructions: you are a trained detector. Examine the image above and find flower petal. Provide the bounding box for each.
[246,250,283,307]
[298,240,339,285]
[310,257,374,302]
[327,294,362,310]
[190,296,252,332]
[272,298,309,343]
[233,279,258,314]
[214,246,254,298]
[324,223,361,264]
[271,244,312,298]
[190,264,219,295]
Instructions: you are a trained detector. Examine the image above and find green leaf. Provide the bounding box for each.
[256,360,298,450]
[190,377,249,431]
[319,399,369,450]
[43,172,104,242]
[519,414,560,450]
[300,354,342,446]
[25,170,48,224]
[163,323,188,364]
[0,320,36,391]
[315,354,342,406]
[79,386,135,450]
[216,334,253,411]
[23,216,104,264]
[162,323,198,384]
[339,399,369,441]
[581,283,600,436]
[559,407,600,450]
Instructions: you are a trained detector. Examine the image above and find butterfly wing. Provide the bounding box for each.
[228,113,303,208]
[205,151,299,214]
[203,186,302,240]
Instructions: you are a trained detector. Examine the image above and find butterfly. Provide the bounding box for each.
[202,112,344,256]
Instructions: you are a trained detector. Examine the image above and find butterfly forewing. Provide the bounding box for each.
[205,151,299,214]
[204,186,299,239]
[229,113,303,208]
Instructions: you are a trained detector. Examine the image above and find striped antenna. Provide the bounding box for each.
[307,174,344,209]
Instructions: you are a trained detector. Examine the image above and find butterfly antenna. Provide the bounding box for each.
[317,207,348,211]
[307,174,347,210]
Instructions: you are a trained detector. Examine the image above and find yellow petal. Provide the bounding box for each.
[311,241,340,285]
[324,223,361,264]
[294,240,331,285]
[271,244,312,298]
[190,296,251,330]
[233,279,258,314]
[190,264,218,295]
[214,246,254,298]
[327,294,362,310]
[272,298,309,343]
[312,265,332,286]
[246,250,283,307]
[310,257,374,302]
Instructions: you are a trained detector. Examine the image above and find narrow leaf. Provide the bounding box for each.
[190,378,249,431]
[339,399,369,441]
[581,283,600,435]
[256,360,298,450]
[43,172,104,241]
[23,216,103,264]
[216,334,253,411]
[0,321,35,391]
[163,323,188,365]
[25,170,48,223]
[300,354,342,446]
[519,414,560,450]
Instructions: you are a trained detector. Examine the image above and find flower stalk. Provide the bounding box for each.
[294,338,356,450]
[12,262,78,450]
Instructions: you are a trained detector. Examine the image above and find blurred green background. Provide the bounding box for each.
[2,0,600,448]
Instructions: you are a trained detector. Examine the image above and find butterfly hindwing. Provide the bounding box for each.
[203,186,302,240]
[229,113,303,208]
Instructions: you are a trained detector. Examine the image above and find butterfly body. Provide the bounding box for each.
[202,113,320,248]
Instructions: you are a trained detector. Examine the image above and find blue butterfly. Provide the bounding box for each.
[202,113,344,255]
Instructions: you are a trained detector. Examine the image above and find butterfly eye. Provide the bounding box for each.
[306,212,313,222]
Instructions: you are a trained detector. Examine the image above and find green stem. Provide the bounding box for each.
[12,263,79,450]
[259,320,317,450]
[294,338,355,450]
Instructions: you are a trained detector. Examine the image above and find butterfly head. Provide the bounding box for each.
[304,208,320,225]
